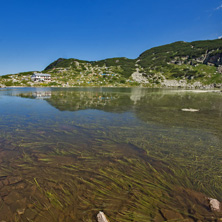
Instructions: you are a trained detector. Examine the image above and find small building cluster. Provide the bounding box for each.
[31,72,51,82]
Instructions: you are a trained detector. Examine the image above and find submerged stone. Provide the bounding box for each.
[208,198,221,212]
[181,108,199,112]
[160,209,184,220]
[17,208,25,215]
[8,176,22,185]
[97,211,109,222]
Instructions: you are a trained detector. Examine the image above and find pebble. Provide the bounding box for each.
[181,108,199,112]
[97,211,109,222]
[208,198,221,211]
[17,208,25,215]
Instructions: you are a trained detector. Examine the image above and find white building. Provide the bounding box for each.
[31,73,51,82]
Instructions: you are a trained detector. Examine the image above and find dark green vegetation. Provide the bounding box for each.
[138,39,222,67]
[17,71,35,76]
[45,57,136,79]
[138,39,222,83]
[42,39,222,86]
[0,87,222,221]
[0,39,222,87]
[91,57,136,78]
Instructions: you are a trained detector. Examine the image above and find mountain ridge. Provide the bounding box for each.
[1,39,222,88]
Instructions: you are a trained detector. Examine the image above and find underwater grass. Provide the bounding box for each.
[0,88,221,221]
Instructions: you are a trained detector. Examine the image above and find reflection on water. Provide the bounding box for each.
[16,87,222,134]
[0,87,222,221]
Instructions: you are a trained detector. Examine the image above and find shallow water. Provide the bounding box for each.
[0,87,222,221]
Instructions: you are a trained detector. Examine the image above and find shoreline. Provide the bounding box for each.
[1,85,221,93]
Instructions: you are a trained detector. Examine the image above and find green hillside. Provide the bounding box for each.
[91,57,136,78]
[0,39,222,88]
[136,39,222,85]
[139,39,222,67]
[44,57,136,78]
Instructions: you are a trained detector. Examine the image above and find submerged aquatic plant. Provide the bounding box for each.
[0,87,221,221]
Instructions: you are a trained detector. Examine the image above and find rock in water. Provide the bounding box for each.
[209,198,221,211]
[181,108,199,112]
[97,211,109,222]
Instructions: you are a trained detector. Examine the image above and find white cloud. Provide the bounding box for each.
[216,4,222,10]
[218,36,222,39]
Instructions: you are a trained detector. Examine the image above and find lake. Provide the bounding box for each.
[0,87,222,221]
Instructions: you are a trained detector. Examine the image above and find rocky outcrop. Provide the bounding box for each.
[131,68,149,83]
[214,83,222,88]
[217,65,222,73]
[160,79,219,89]
[161,80,204,88]
[204,53,222,66]
[169,51,222,67]
[161,79,188,87]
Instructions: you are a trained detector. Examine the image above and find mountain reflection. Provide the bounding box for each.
[16,87,222,136]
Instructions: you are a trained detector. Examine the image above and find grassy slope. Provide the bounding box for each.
[138,39,222,67]
[45,57,136,79]
[1,39,222,87]
[137,39,222,84]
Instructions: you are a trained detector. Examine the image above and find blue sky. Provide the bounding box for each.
[0,0,221,75]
